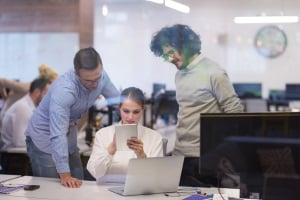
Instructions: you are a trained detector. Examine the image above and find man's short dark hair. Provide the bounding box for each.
[29,78,50,93]
[150,24,201,57]
[73,47,103,72]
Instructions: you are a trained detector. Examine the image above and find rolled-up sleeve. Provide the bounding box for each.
[49,87,75,173]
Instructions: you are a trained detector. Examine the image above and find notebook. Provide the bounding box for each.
[108,155,184,196]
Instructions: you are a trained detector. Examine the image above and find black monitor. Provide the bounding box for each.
[268,89,285,101]
[152,83,166,98]
[233,83,262,99]
[285,83,300,100]
[151,90,178,124]
[199,112,300,198]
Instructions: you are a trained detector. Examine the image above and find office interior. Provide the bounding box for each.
[1,0,300,199]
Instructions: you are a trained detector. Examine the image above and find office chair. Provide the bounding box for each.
[162,138,168,156]
[151,90,179,126]
[243,99,268,112]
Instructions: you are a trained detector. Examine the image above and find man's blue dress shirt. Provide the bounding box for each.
[25,69,119,173]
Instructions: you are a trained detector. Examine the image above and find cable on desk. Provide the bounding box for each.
[216,173,226,200]
[0,175,22,185]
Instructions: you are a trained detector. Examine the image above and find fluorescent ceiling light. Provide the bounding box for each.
[165,0,190,14]
[102,4,108,17]
[234,16,299,24]
[145,0,164,4]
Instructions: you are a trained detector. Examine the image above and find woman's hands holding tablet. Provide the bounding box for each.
[127,137,146,158]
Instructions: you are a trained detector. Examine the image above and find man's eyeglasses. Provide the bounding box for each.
[162,49,176,61]
[79,75,102,85]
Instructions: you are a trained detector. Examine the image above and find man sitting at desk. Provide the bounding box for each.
[0,78,50,151]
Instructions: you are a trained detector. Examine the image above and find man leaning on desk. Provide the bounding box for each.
[25,47,120,188]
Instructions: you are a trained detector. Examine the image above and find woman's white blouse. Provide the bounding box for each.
[86,124,164,184]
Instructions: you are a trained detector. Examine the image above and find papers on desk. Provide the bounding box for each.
[0,184,26,194]
[182,194,229,200]
[182,194,251,200]
[182,194,214,200]
[178,186,242,200]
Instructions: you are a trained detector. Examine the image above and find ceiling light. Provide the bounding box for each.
[145,0,164,4]
[234,16,299,24]
[102,4,108,17]
[165,0,190,14]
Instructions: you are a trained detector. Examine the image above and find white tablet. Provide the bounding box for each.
[115,124,138,151]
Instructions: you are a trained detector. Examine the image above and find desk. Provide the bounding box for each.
[0,148,31,175]
[0,196,30,200]
[1,176,240,200]
[0,174,21,183]
[6,148,27,153]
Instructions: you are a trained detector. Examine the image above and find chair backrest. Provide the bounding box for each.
[162,138,168,156]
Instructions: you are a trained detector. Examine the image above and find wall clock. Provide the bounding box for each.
[254,25,288,58]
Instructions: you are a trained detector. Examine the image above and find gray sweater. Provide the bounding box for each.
[173,54,244,157]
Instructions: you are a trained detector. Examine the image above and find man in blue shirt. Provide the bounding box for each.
[25,47,120,188]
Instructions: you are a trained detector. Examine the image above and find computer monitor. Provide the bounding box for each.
[152,83,166,98]
[285,83,300,100]
[151,90,178,125]
[199,112,300,198]
[233,83,262,99]
[268,89,285,101]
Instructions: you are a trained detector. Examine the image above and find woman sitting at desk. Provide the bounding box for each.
[87,87,163,183]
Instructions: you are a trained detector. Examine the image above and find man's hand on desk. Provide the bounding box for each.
[59,172,82,188]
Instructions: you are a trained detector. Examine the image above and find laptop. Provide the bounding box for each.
[108,155,184,196]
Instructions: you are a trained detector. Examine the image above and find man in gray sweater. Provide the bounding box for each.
[150,24,244,186]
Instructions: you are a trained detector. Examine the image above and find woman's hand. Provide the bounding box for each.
[127,137,146,158]
[107,133,117,155]
[59,172,82,188]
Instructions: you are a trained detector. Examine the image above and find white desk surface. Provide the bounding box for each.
[0,196,32,200]
[0,174,22,183]
[0,176,240,200]
[5,147,27,154]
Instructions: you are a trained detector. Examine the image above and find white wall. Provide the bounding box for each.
[1,0,300,98]
[0,33,78,81]
[94,0,300,98]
